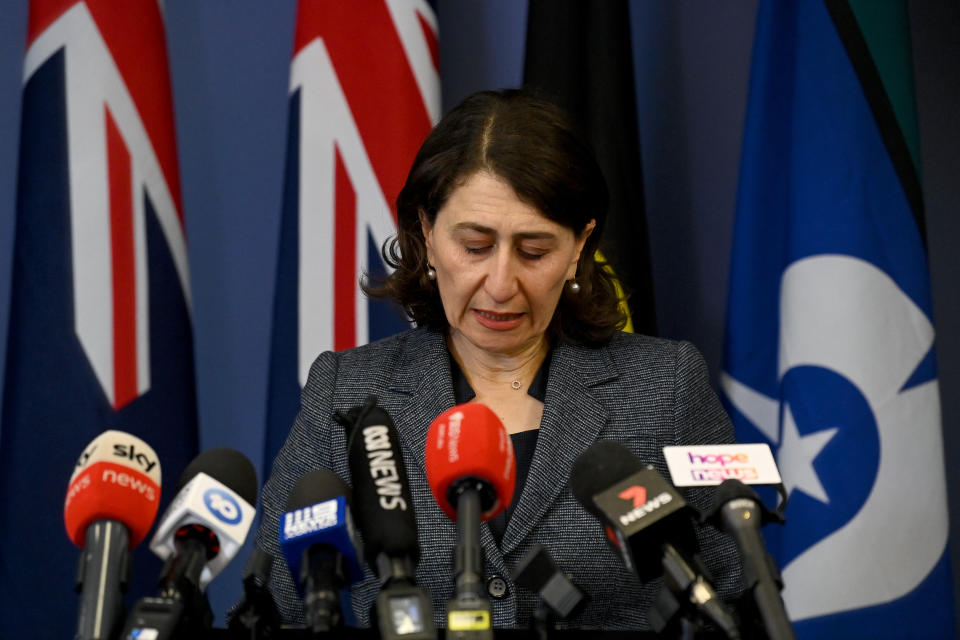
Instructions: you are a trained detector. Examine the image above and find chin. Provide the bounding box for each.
[465,330,539,356]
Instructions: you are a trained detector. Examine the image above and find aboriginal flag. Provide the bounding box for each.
[0,1,198,636]
[263,1,440,470]
[524,0,653,335]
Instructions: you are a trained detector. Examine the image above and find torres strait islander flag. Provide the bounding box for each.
[722,1,954,637]
[264,0,439,468]
[0,1,198,635]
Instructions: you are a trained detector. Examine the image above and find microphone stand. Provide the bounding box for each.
[120,529,214,640]
[228,548,280,639]
[75,520,130,640]
[647,544,741,640]
[447,481,493,640]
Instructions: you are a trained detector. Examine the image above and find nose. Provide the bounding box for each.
[483,246,519,303]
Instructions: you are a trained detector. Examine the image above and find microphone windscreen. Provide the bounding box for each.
[345,404,419,565]
[425,403,515,521]
[279,469,366,589]
[287,469,351,510]
[570,440,645,516]
[711,478,760,508]
[177,447,258,507]
[64,430,162,548]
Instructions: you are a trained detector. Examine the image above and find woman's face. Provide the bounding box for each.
[421,171,594,357]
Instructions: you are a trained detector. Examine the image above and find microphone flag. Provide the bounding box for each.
[0,2,198,636]
[263,0,441,470]
[721,1,954,637]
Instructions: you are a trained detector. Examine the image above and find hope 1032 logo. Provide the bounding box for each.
[663,443,782,487]
[203,488,242,525]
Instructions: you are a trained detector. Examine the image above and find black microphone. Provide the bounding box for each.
[228,548,281,639]
[121,448,258,640]
[279,469,364,633]
[337,397,436,640]
[707,480,794,640]
[511,543,589,634]
[570,441,740,639]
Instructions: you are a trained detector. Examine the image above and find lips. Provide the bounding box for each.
[473,309,524,330]
[477,310,520,321]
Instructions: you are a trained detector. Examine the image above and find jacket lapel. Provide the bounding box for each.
[381,330,619,561]
[383,329,455,482]
[500,341,617,555]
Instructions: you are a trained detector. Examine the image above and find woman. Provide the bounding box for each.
[253,89,741,629]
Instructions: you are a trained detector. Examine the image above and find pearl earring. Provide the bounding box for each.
[426,266,437,280]
[568,279,581,294]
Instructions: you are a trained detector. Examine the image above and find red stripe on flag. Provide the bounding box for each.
[106,108,137,410]
[416,9,440,73]
[26,0,79,46]
[28,0,186,226]
[84,0,184,224]
[294,0,433,222]
[333,145,356,351]
[27,0,184,226]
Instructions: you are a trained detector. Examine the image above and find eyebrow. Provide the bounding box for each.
[451,222,557,241]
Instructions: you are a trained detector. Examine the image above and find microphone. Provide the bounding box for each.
[570,441,740,639]
[279,469,365,633]
[707,480,794,640]
[337,396,436,640]
[425,403,516,639]
[66,430,162,640]
[121,448,258,639]
[511,544,589,626]
[227,548,281,639]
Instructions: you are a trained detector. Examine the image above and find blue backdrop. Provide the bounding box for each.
[0,0,957,629]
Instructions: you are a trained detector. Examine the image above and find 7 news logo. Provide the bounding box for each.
[616,484,673,527]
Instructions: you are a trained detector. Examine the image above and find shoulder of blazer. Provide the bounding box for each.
[552,331,694,390]
[321,326,448,395]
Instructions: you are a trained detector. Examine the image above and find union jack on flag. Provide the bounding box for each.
[264,0,440,468]
[0,2,198,635]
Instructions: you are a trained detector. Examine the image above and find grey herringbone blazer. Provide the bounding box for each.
[252,327,742,630]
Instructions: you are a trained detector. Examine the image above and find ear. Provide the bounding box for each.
[418,210,434,261]
[567,219,596,280]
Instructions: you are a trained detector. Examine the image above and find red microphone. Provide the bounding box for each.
[425,403,516,638]
[425,403,516,521]
[65,430,162,640]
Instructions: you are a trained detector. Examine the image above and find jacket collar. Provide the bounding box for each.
[385,328,619,555]
[500,340,617,554]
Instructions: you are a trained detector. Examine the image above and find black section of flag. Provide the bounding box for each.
[524,0,656,335]
[824,0,926,242]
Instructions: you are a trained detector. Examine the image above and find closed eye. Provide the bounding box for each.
[518,248,546,260]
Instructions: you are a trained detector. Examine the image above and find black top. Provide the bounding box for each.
[448,352,553,544]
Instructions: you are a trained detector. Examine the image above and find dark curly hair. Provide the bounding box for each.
[363,89,626,346]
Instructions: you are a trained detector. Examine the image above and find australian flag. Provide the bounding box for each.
[722,1,954,637]
[0,1,198,636]
[263,0,440,470]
